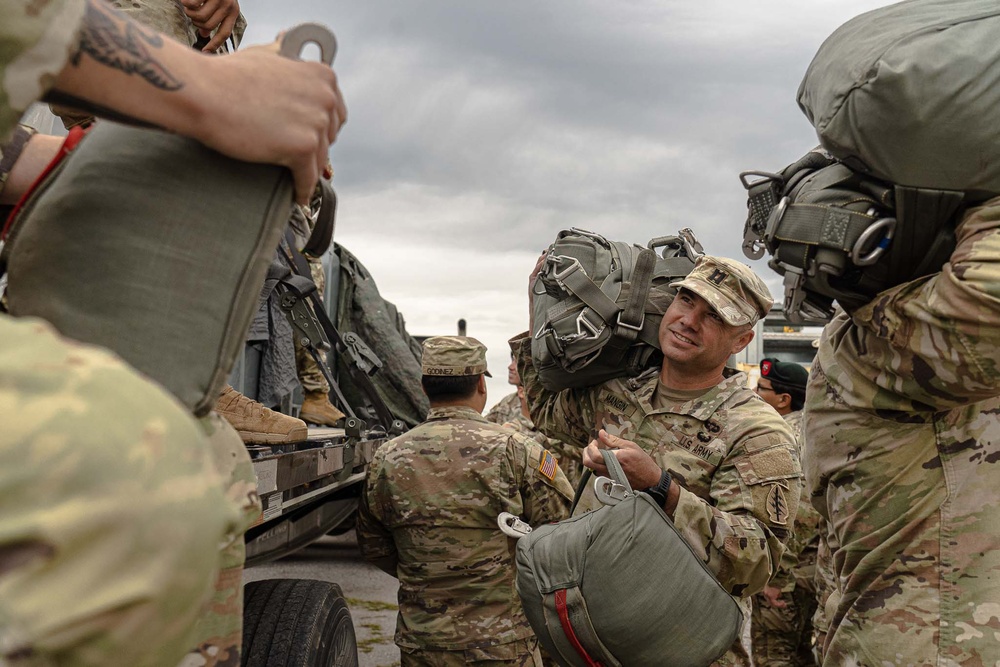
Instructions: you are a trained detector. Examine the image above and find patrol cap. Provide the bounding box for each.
[760,357,809,391]
[421,336,492,377]
[670,255,773,327]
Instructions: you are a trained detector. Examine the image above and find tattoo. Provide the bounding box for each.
[71,0,184,92]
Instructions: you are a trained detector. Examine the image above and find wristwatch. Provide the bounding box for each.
[642,469,672,509]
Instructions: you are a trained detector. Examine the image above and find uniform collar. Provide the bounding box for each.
[426,405,488,423]
[630,367,749,421]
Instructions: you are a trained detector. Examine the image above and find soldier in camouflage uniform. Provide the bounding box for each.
[1,1,345,663]
[514,254,802,666]
[802,199,1000,664]
[504,386,585,492]
[751,358,820,667]
[357,336,574,667]
[485,353,524,426]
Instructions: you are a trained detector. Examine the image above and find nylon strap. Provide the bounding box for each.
[614,248,655,340]
[558,264,621,323]
[772,203,875,251]
[281,238,397,430]
[600,449,633,493]
[543,588,621,667]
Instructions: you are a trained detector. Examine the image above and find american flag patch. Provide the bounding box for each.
[538,449,557,480]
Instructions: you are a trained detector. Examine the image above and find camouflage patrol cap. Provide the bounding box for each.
[421,336,492,377]
[670,255,773,327]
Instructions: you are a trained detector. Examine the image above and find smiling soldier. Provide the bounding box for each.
[511,253,802,665]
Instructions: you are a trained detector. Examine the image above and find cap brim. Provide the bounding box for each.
[671,278,754,327]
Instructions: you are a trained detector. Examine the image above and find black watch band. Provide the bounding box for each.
[642,469,672,509]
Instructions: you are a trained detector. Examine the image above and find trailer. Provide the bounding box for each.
[231,243,426,666]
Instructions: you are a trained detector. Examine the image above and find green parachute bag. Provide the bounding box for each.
[2,122,293,416]
[531,228,701,391]
[798,0,1000,199]
[513,450,744,667]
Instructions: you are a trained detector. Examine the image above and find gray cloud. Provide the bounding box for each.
[240,0,892,404]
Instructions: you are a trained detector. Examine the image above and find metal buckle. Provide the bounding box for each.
[678,227,705,259]
[550,255,582,284]
[765,196,789,239]
[279,23,337,65]
[615,310,644,332]
[572,310,605,342]
[781,266,809,324]
[850,215,896,267]
[497,512,533,538]
[742,229,766,261]
[739,170,783,191]
[594,476,632,506]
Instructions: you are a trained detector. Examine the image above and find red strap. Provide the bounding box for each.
[554,588,604,667]
[2,125,87,241]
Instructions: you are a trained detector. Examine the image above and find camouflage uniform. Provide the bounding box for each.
[2,4,260,664]
[293,250,331,394]
[810,523,837,662]
[0,317,246,666]
[357,406,573,665]
[751,410,821,667]
[504,411,585,493]
[486,391,521,426]
[802,198,1000,665]
[512,335,801,667]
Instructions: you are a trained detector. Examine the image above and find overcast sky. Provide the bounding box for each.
[241,0,892,407]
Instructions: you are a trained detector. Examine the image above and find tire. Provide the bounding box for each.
[243,579,359,667]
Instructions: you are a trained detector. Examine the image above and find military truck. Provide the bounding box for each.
[231,242,428,666]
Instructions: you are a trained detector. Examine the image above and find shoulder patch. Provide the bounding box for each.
[766,483,789,525]
[538,449,558,481]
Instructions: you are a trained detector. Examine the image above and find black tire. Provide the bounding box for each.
[243,579,359,667]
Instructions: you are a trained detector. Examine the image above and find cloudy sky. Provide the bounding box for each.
[241,0,892,406]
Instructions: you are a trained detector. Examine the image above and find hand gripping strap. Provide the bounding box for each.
[600,448,633,494]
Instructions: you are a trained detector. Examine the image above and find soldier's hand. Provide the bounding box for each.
[583,430,662,490]
[196,44,347,205]
[180,0,241,51]
[761,584,787,609]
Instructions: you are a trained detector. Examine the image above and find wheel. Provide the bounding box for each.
[243,579,359,667]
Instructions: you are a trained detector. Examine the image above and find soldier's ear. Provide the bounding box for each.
[477,374,488,396]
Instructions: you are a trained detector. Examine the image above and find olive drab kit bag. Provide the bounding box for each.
[0,121,300,417]
[531,228,703,391]
[740,0,1000,323]
[508,450,743,667]
[740,149,961,323]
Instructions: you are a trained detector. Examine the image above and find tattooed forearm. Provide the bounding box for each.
[70,0,184,91]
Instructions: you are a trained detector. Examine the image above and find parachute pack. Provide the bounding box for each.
[740,149,961,322]
[513,450,743,667]
[741,0,1000,322]
[530,228,702,391]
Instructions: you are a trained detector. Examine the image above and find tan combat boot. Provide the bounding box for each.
[299,391,346,427]
[215,385,308,444]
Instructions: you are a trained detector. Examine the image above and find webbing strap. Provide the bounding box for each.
[558,265,621,323]
[614,248,655,340]
[773,203,874,251]
[600,448,633,493]
[554,590,603,667]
